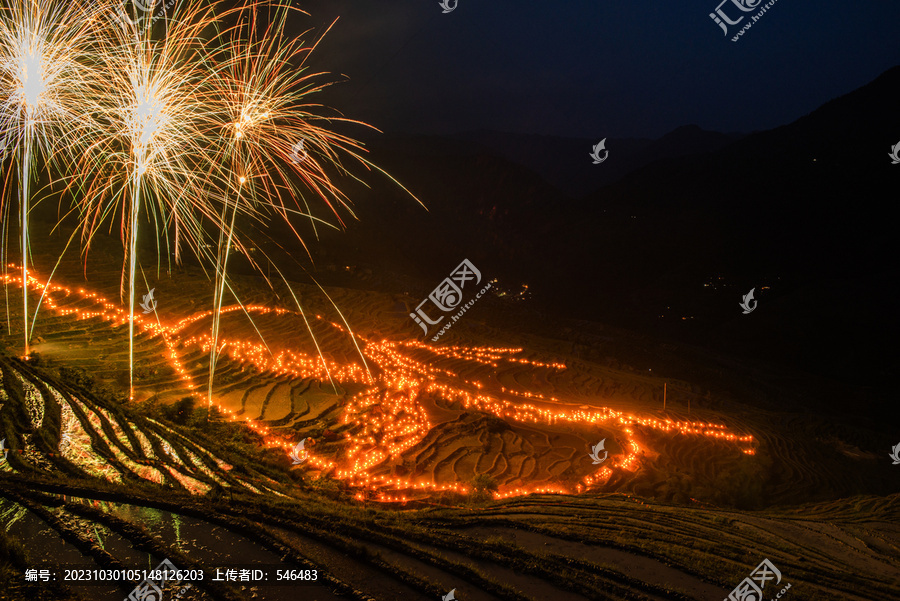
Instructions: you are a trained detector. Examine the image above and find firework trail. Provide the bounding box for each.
[0,0,104,356]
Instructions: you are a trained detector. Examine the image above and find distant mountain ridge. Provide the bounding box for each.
[340,65,900,395]
[452,125,744,197]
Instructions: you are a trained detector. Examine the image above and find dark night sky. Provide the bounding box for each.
[291,1,900,138]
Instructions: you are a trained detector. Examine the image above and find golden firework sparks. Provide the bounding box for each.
[0,0,105,357]
[71,0,238,397]
[66,1,420,400]
[201,1,421,410]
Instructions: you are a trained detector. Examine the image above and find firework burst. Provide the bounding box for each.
[201,1,420,409]
[29,0,420,403]
[70,0,236,397]
[0,0,104,356]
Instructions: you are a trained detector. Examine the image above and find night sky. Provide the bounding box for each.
[293,1,900,139]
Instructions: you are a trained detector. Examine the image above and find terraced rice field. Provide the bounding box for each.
[0,241,896,600]
[0,360,897,601]
[1,264,758,502]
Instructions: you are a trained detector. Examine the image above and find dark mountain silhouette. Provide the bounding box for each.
[298,133,568,287]
[536,65,900,398]
[317,65,900,403]
[452,125,744,198]
[551,65,900,295]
